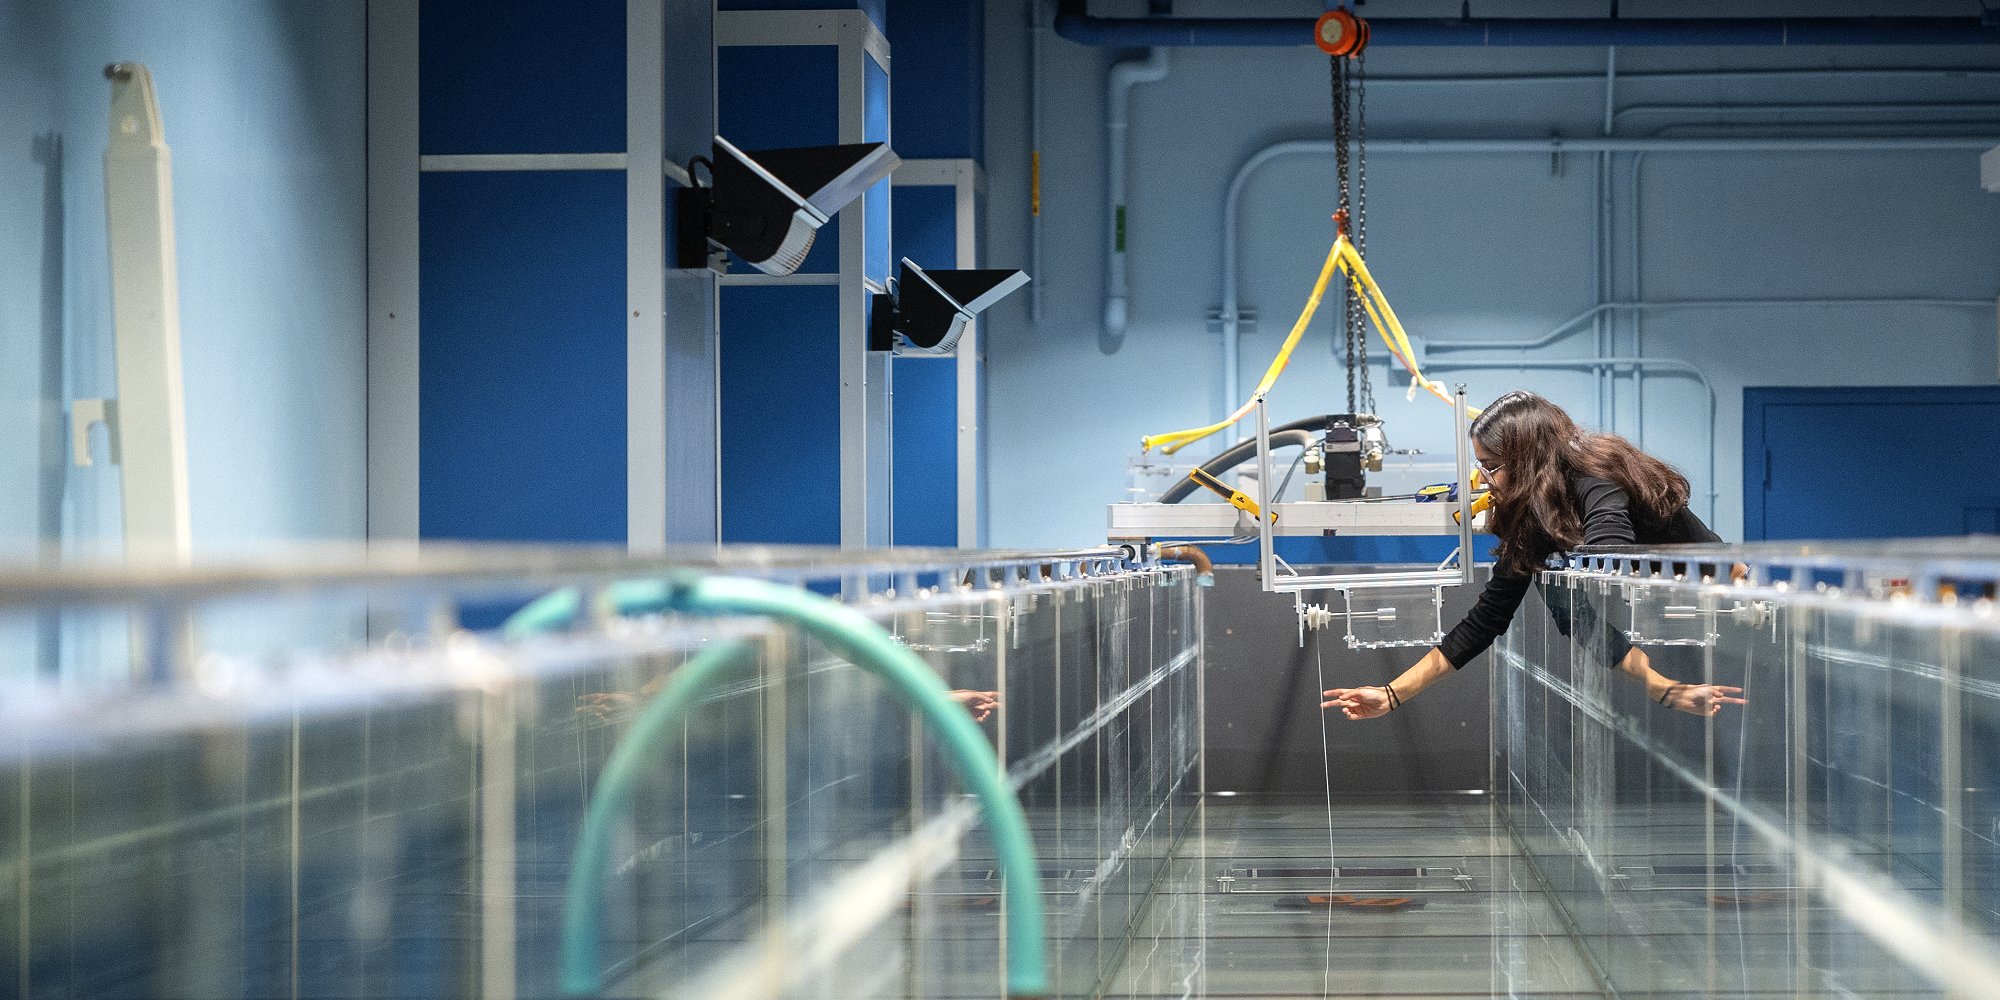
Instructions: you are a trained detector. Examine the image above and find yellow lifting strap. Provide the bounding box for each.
[1141,234,1476,456]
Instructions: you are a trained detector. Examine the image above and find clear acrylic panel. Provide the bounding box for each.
[1499,542,2000,998]
[0,546,1202,1000]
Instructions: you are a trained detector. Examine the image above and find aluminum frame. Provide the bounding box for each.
[892,158,989,548]
[714,10,894,550]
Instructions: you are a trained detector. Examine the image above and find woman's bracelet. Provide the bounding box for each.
[1658,682,1684,706]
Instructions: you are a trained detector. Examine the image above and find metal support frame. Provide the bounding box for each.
[1254,385,1476,593]
[715,10,893,550]
[892,159,989,548]
[366,0,420,544]
[628,0,668,553]
[664,0,721,544]
[389,4,721,548]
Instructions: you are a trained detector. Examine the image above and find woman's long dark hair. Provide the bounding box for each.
[1474,391,1690,576]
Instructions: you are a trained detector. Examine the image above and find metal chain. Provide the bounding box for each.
[1332,54,1356,415]
[1355,47,1374,416]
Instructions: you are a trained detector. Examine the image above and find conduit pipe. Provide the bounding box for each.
[1157,429,1316,504]
[1425,298,1996,355]
[1028,0,1045,323]
[1218,134,1998,414]
[1158,545,1215,587]
[1617,111,2000,443]
[1601,102,2000,439]
[1103,47,1170,349]
[1595,50,1617,431]
[1053,1,2000,47]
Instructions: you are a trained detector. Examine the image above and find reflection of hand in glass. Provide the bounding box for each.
[575,691,637,721]
[1658,682,1747,716]
[576,675,668,722]
[950,689,1001,722]
[1619,648,1746,716]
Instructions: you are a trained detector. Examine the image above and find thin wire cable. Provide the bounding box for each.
[1271,437,1317,503]
[1313,634,1338,997]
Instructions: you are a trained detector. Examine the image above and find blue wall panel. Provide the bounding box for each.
[716,27,869,547]
[716,44,841,274]
[886,0,983,160]
[892,357,956,547]
[420,0,625,155]
[893,184,954,267]
[719,286,842,545]
[418,171,626,544]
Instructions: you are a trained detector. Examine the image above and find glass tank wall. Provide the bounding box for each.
[0,546,1202,1000]
[1494,541,2000,999]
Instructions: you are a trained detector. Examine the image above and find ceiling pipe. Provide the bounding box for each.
[1053,0,2000,47]
[1104,47,1171,351]
[1218,133,1998,420]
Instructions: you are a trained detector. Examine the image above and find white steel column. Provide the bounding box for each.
[366,0,420,543]
[627,0,668,553]
[664,0,719,543]
[714,11,889,549]
[892,157,986,549]
[838,14,892,549]
[952,162,983,549]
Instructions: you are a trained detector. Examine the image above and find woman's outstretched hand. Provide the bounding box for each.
[1661,683,1747,716]
[1321,686,1391,720]
[949,689,1002,722]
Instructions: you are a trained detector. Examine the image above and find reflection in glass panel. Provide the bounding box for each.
[1499,546,2000,999]
[0,550,1201,1000]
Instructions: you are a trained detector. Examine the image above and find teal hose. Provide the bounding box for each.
[502,587,583,640]
[559,639,753,996]
[532,575,1050,999]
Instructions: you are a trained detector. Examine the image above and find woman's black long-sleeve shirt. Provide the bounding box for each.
[1435,475,1723,669]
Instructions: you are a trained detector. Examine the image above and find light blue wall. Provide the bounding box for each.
[980,10,2000,549]
[0,2,64,562]
[0,1,367,561]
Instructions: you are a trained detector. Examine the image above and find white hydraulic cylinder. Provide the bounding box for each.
[92,62,192,560]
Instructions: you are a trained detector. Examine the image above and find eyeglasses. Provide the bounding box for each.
[1475,460,1504,481]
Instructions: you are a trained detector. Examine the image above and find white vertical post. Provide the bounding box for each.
[367,1,421,544]
[1942,627,1966,1000]
[954,162,981,548]
[628,0,668,553]
[837,24,869,549]
[101,64,191,560]
[838,16,891,549]
[478,689,518,1000]
[1255,399,1275,590]
[664,0,718,543]
[1454,384,1474,586]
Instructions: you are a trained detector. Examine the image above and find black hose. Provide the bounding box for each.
[1157,427,1319,503]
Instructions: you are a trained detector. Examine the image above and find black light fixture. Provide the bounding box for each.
[677,136,900,275]
[869,258,1031,355]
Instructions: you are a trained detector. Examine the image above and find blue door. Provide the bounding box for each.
[1744,386,2000,541]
